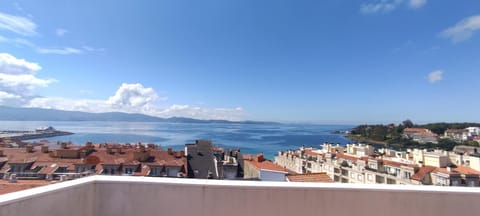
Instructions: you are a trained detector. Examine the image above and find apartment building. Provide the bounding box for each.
[275,143,480,187]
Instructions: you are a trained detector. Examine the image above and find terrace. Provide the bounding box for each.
[1,175,480,216]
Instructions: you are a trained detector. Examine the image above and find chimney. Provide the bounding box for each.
[139,145,146,152]
[133,150,150,162]
[168,147,173,155]
[61,142,68,149]
[41,145,49,153]
[256,154,264,162]
[26,144,34,153]
[79,150,86,158]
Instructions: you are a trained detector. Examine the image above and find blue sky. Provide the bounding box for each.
[0,0,479,124]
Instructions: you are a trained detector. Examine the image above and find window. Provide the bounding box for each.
[125,167,133,174]
[404,172,411,179]
[451,180,459,186]
[436,177,447,186]
[367,174,373,181]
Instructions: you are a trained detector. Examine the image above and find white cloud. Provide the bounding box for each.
[36,47,83,55]
[441,15,480,43]
[27,97,111,113]
[360,0,426,14]
[56,28,68,37]
[0,90,22,106]
[26,83,244,121]
[0,12,37,36]
[107,83,165,113]
[0,53,244,121]
[0,53,55,106]
[427,70,443,83]
[408,0,427,9]
[0,53,41,74]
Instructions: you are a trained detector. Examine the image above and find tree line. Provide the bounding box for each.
[349,120,480,150]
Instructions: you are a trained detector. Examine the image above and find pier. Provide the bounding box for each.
[0,126,73,141]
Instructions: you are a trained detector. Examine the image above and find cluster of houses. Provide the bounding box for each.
[274,143,480,187]
[402,126,480,144]
[0,138,333,189]
[2,135,480,191]
[0,139,307,186]
[0,142,186,182]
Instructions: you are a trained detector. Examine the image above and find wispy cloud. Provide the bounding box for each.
[55,28,68,37]
[36,47,83,55]
[0,35,103,55]
[408,0,427,9]
[0,12,103,55]
[441,15,480,43]
[82,46,105,52]
[360,0,427,14]
[427,70,443,83]
[0,12,37,36]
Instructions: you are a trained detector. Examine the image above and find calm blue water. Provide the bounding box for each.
[0,121,353,159]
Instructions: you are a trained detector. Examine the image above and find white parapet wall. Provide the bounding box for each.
[1,175,480,216]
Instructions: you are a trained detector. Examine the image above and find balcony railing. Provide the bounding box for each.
[1,176,480,216]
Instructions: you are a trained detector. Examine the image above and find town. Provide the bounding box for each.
[0,125,479,194]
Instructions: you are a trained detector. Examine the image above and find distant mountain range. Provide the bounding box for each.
[0,106,275,124]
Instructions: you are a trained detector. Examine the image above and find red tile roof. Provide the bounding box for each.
[287,173,333,183]
[411,166,436,181]
[434,166,480,175]
[445,129,467,133]
[244,154,288,173]
[304,149,323,157]
[0,144,185,176]
[404,128,428,133]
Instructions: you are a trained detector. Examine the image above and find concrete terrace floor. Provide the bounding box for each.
[1,175,480,216]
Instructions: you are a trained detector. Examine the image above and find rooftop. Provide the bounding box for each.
[244,154,288,173]
[286,173,333,183]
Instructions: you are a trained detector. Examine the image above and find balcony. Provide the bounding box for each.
[1,175,480,216]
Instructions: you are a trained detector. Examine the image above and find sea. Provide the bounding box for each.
[0,121,353,159]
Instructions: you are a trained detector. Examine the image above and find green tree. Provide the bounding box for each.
[402,119,414,128]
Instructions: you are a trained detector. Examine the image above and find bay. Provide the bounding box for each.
[0,121,353,159]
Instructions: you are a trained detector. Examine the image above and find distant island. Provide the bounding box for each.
[0,106,277,124]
